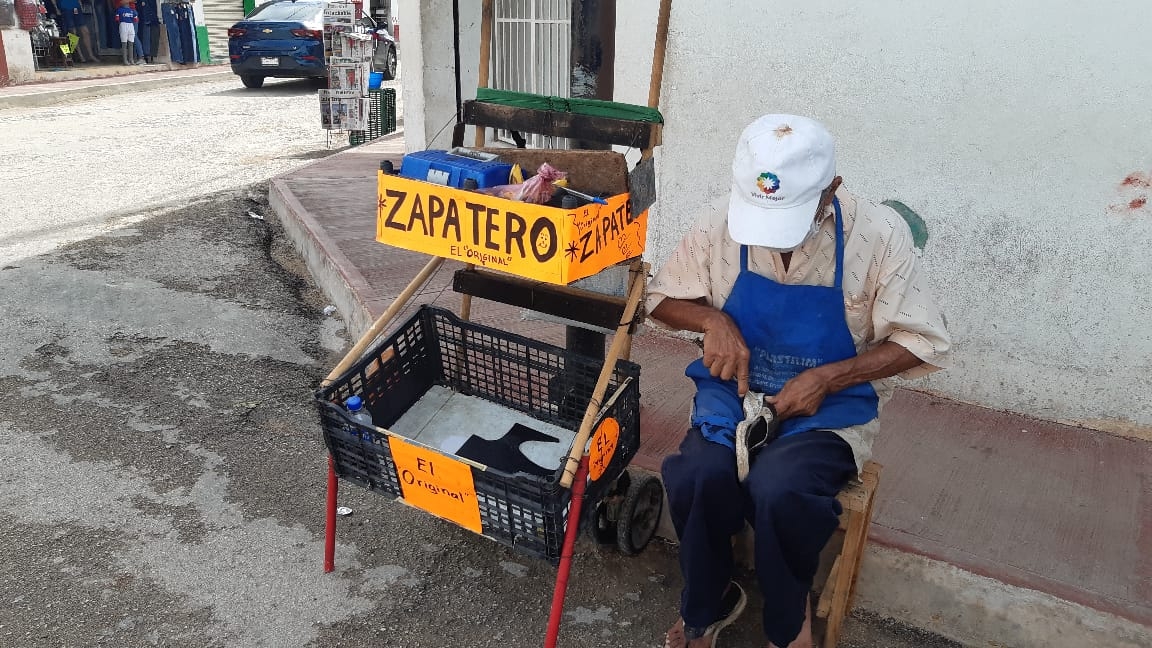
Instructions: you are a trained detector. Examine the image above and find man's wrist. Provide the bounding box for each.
[811,362,848,393]
[700,310,729,334]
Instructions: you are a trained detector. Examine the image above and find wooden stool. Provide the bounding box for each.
[814,460,882,648]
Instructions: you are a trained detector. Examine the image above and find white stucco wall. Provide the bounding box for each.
[643,0,1152,433]
[2,28,35,84]
[406,1,1152,433]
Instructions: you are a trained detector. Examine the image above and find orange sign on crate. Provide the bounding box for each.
[376,172,648,285]
[388,436,483,533]
[588,417,621,482]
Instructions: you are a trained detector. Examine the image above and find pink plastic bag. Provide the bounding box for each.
[482,163,568,204]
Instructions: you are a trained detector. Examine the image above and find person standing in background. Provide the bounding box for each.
[135,0,160,63]
[114,0,137,65]
[56,0,80,37]
[54,0,101,64]
[73,0,100,63]
[43,0,63,34]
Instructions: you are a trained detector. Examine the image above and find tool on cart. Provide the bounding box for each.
[553,183,608,206]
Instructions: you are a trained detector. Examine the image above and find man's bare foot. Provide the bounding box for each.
[664,619,713,648]
[767,596,813,648]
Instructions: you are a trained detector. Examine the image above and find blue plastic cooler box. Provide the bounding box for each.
[399,150,513,189]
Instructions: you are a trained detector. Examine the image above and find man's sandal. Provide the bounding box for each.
[665,581,747,648]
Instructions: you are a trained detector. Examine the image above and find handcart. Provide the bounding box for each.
[315,1,673,645]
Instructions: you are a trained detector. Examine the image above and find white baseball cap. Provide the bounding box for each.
[727,114,837,249]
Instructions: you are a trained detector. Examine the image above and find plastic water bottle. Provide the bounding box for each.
[344,395,374,429]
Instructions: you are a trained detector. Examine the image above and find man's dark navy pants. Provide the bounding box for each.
[661,427,857,647]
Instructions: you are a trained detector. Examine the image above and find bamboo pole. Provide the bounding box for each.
[619,263,645,361]
[473,0,495,148]
[640,0,672,160]
[559,261,646,488]
[321,256,444,387]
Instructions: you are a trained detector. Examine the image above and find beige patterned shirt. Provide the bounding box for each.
[646,188,952,471]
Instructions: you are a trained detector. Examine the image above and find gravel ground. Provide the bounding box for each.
[0,75,401,264]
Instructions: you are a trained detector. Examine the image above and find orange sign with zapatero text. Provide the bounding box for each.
[376,172,648,285]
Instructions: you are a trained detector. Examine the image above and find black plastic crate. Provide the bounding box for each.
[349,87,398,146]
[316,305,641,562]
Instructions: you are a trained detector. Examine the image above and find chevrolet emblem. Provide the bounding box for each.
[262,28,273,33]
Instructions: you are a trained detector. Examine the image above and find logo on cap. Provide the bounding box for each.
[755,172,780,196]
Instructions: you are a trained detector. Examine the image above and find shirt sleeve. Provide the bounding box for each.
[870,209,952,379]
[645,211,716,327]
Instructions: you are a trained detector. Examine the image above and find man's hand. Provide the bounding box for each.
[765,342,926,419]
[764,368,831,419]
[701,311,751,396]
[649,298,754,396]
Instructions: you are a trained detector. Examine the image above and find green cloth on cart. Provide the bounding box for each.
[475,88,664,124]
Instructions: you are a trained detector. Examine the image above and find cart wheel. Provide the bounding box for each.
[616,472,664,555]
[584,470,630,545]
[587,500,616,545]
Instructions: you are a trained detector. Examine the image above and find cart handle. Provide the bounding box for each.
[559,262,646,489]
[321,256,445,388]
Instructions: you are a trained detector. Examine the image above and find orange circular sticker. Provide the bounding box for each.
[588,417,620,482]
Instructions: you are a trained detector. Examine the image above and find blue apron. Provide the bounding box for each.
[686,198,879,448]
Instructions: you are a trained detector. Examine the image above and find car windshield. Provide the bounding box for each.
[246,1,323,22]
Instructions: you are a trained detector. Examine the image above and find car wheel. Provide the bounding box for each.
[381,46,397,80]
[240,75,265,89]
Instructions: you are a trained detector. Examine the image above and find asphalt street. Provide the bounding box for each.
[0,78,963,648]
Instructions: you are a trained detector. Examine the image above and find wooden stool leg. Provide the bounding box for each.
[847,490,876,608]
[823,506,867,648]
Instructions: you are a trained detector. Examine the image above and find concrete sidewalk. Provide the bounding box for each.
[269,131,1152,648]
[0,64,229,110]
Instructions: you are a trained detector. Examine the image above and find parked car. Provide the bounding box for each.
[370,21,397,80]
[227,0,397,89]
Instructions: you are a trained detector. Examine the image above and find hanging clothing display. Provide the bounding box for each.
[161,0,197,63]
[56,0,79,34]
[135,0,160,61]
[101,0,119,48]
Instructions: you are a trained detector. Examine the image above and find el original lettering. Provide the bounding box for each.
[400,468,469,503]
